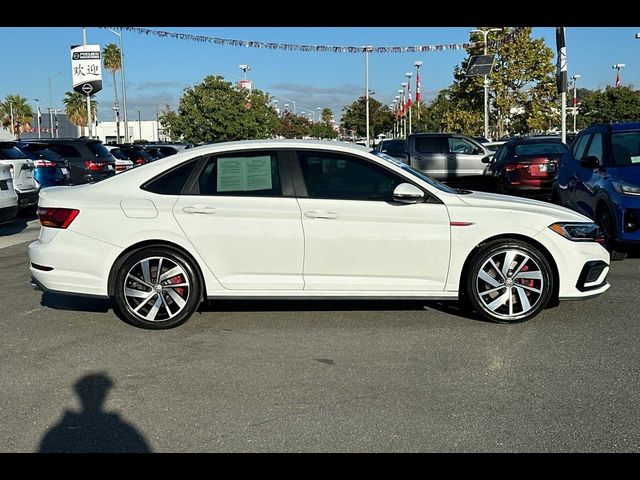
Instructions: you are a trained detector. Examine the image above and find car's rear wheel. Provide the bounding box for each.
[596,207,627,261]
[464,240,554,323]
[113,247,202,329]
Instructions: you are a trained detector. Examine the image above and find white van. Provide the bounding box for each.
[0,163,18,225]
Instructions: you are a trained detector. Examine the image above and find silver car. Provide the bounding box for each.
[407,133,492,181]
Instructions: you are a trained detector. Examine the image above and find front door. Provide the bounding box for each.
[294,150,451,291]
[173,150,304,290]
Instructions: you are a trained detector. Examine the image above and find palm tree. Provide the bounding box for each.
[103,43,122,143]
[1,94,34,139]
[63,91,98,137]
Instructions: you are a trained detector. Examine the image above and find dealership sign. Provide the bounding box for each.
[71,44,103,95]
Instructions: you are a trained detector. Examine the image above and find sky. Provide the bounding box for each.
[1,26,639,122]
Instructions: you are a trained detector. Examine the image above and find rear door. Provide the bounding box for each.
[409,136,447,178]
[172,149,305,290]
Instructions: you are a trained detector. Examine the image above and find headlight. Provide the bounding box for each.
[549,223,604,242]
[613,182,640,196]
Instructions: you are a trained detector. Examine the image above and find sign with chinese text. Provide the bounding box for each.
[71,44,103,95]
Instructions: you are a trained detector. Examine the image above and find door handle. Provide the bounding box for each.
[305,210,338,219]
[182,205,217,215]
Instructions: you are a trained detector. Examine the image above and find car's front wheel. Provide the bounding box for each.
[113,247,202,329]
[596,207,627,261]
[463,239,554,323]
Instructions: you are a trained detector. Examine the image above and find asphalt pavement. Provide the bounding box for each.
[1,232,639,452]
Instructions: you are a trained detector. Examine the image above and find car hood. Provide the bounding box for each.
[457,190,591,223]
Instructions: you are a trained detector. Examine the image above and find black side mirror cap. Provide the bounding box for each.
[580,156,601,169]
[481,156,491,164]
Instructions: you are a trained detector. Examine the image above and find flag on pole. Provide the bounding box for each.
[615,69,621,87]
[415,71,421,103]
[555,27,567,94]
[407,80,413,108]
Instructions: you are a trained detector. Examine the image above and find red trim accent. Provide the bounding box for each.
[450,221,474,227]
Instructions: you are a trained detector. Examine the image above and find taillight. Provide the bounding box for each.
[85,161,106,171]
[504,163,529,172]
[135,157,145,165]
[37,208,80,229]
[33,159,56,168]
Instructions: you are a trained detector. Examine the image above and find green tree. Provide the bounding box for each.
[578,86,640,126]
[321,107,333,126]
[448,27,559,138]
[63,91,98,137]
[309,122,338,139]
[279,111,311,139]
[1,94,34,139]
[340,96,393,141]
[102,43,122,142]
[159,75,280,143]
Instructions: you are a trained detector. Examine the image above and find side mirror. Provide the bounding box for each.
[580,156,600,169]
[393,183,425,204]
[481,156,491,164]
[473,147,485,155]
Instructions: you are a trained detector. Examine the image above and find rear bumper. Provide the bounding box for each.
[16,188,39,209]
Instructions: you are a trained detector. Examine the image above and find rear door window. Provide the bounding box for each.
[414,137,443,154]
[87,142,112,159]
[46,144,81,158]
[571,134,591,161]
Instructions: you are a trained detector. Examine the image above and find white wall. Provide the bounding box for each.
[95,121,169,144]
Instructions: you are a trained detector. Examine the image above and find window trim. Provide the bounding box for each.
[291,148,442,204]
[140,156,203,195]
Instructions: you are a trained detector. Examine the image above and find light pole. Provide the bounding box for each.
[34,98,41,139]
[272,95,296,113]
[612,63,625,87]
[470,28,502,141]
[570,74,581,133]
[298,106,316,122]
[317,107,321,123]
[405,72,413,135]
[414,61,422,121]
[137,110,142,141]
[272,99,279,115]
[108,28,129,143]
[394,96,400,138]
[364,46,372,148]
[401,83,407,139]
[48,71,63,138]
[239,64,250,80]
[397,89,404,138]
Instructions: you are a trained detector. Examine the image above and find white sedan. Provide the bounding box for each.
[29,140,610,329]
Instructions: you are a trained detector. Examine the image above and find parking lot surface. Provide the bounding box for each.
[1,236,639,452]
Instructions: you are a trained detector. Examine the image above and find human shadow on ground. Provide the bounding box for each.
[38,373,152,453]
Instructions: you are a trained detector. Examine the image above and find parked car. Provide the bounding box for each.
[484,138,568,200]
[143,144,182,160]
[15,141,72,188]
[0,163,18,224]
[0,142,40,212]
[36,139,115,185]
[482,141,506,153]
[372,138,407,163]
[104,146,134,174]
[29,140,609,329]
[552,122,640,261]
[114,145,155,166]
[405,133,492,183]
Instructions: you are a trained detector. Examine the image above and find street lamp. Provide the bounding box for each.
[8,101,14,138]
[239,64,250,80]
[612,63,626,87]
[405,72,413,135]
[108,28,129,143]
[48,71,63,138]
[34,98,41,139]
[570,74,581,133]
[272,95,296,113]
[470,28,502,141]
[317,107,321,123]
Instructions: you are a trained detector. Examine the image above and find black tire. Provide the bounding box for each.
[596,207,627,261]
[463,239,554,324]
[113,247,202,329]
[550,188,561,206]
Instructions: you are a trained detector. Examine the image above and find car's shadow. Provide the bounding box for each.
[39,292,487,323]
[0,211,37,236]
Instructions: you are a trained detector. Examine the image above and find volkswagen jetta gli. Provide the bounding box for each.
[29,140,610,329]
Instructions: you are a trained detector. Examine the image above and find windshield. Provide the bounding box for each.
[372,151,456,194]
[611,131,640,166]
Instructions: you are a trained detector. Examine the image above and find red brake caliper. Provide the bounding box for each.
[170,275,185,297]
[519,265,534,293]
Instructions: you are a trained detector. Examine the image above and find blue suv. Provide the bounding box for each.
[552,122,640,260]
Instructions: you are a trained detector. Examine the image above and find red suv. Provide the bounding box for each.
[484,138,568,200]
